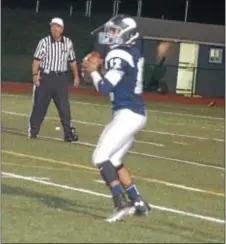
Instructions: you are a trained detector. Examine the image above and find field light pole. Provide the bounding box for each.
[35,0,40,13]
[184,0,189,22]
[137,0,143,17]
[69,5,73,16]
[113,0,120,16]
[85,0,92,18]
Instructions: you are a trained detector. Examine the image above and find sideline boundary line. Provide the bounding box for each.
[2,154,224,197]
[2,110,224,142]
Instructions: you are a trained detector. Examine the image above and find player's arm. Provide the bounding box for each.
[90,49,130,95]
[90,67,125,95]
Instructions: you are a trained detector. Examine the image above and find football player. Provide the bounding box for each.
[81,15,151,223]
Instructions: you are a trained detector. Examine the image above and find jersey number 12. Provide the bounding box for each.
[108,58,122,70]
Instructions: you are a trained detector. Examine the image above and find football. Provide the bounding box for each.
[81,51,103,83]
[83,51,102,61]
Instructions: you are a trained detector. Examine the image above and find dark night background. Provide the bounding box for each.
[2,0,225,25]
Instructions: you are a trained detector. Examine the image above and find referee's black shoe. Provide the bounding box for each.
[64,127,79,142]
[28,134,37,139]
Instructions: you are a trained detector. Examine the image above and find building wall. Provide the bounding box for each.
[195,45,225,98]
[95,37,225,98]
[142,38,225,98]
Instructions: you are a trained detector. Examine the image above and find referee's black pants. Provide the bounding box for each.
[28,71,72,138]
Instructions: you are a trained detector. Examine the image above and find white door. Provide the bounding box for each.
[176,43,199,95]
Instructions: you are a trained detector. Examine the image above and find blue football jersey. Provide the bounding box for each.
[91,46,146,116]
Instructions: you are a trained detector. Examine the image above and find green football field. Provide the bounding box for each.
[1,92,225,243]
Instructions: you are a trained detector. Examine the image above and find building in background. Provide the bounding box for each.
[135,17,225,98]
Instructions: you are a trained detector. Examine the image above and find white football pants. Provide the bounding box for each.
[92,109,147,168]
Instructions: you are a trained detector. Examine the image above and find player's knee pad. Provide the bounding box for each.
[98,160,119,184]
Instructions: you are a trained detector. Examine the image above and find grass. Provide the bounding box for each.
[1,92,225,243]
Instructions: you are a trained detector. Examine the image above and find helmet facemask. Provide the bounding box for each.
[98,22,124,46]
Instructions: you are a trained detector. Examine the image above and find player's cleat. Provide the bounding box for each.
[129,196,151,216]
[105,193,134,223]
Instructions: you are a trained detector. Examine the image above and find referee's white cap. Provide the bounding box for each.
[50,17,64,27]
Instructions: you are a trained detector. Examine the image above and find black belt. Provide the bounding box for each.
[40,69,67,76]
[50,71,67,76]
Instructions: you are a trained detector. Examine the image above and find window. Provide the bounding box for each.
[209,48,223,64]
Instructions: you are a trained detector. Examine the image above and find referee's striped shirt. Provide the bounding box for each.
[33,35,76,72]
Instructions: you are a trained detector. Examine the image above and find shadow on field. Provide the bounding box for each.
[2,183,109,219]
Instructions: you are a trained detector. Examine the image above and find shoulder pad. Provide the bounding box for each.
[105,48,135,68]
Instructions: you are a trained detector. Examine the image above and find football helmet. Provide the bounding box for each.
[91,15,140,48]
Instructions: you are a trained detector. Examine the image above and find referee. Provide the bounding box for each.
[29,17,79,142]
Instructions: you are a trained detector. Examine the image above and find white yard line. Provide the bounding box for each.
[93,180,105,184]
[29,177,50,181]
[2,110,224,143]
[135,140,165,147]
[2,93,224,120]
[1,174,50,181]
[2,171,224,224]
[2,154,224,197]
[94,178,224,197]
[201,125,224,131]
[158,121,224,131]
[141,128,224,142]
[173,141,190,146]
[2,159,223,197]
[72,100,225,121]
[2,128,224,171]
[2,111,164,147]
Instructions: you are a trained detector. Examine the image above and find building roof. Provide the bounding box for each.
[134,17,225,46]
